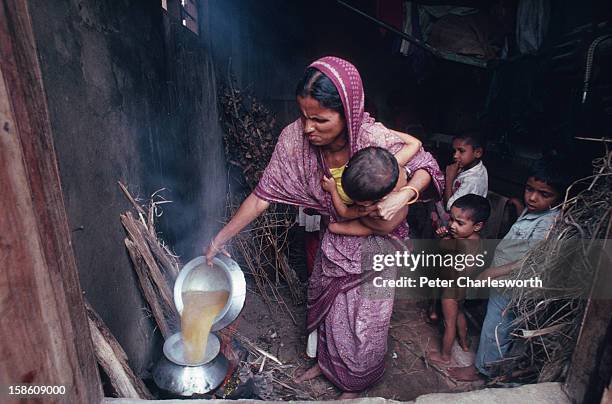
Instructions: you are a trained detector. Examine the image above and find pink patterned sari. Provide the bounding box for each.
[254,57,443,391]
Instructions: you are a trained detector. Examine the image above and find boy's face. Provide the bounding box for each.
[452,138,482,169]
[448,207,483,239]
[524,177,561,213]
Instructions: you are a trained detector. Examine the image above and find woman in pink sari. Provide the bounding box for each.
[206,56,443,398]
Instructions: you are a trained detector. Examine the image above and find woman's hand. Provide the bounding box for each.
[204,239,231,266]
[202,193,270,266]
[374,168,430,220]
[374,188,417,220]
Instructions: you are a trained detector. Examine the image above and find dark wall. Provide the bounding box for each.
[204,0,419,136]
[158,16,227,259]
[207,0,311,129]
[28,0,226,374]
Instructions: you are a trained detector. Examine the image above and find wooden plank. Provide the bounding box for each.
[564,233,612,403]
[0,1,102,402]
[86,301,153,399]
[564,299,612,403]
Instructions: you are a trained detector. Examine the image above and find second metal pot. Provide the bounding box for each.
[173,255,246,332]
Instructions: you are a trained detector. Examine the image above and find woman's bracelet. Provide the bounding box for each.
[210,239,222,253]
[400,185,420,205]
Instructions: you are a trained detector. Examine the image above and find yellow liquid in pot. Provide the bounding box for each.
[181,290,229,364]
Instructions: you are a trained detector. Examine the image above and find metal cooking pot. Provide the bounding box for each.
[153,332,229,396]
[173,255,246,331]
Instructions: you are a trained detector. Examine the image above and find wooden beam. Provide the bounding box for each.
[0,0,102,402]
[564,299,612,403]
[86,301,153,399]
[564,234,612,403]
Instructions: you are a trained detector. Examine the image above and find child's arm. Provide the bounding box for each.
[329,219,375,236]
[328,206,409,236]
[321,176,369,219]
[390,129,422,166]
[477,260,519,280]
[443,162,460,208]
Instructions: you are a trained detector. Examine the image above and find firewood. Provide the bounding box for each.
[124,238,174,338]
[121,212,174,306]
[141,226,180,280]
[121,212,177,322]
[118,181,146,220]
[118,184,180,340]
[85,301,153,399]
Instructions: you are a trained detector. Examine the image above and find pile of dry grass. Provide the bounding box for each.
[506,145,612,383]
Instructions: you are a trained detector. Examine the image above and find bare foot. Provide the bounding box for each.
[427,306,439,322]
[428,351,451,365]
[459,336,470,352]
[338,391,359,400]
[447,365,484,382]
[294,364,322,383]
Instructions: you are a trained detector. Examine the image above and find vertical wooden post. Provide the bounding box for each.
[0,1,102,402]
[564,236,612,403]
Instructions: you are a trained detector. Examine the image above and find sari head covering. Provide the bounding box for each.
[308,56,370,155]
[254,56,444,392]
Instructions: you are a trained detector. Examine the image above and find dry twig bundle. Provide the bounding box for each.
[219,80,303,307]
[506,146,612,382]
[119,182,181,338]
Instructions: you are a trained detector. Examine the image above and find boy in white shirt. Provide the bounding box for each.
[444,133,488,211]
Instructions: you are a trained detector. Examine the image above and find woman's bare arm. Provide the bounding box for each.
[205,193,270,264]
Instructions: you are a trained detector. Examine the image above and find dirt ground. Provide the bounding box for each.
[231,276,485,401]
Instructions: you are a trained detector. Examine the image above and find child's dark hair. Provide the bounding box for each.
[453,132,485,150]
[296,67,344,116]
[452,194,491,224]
[342,147,399,202]
[528,156,571,194]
